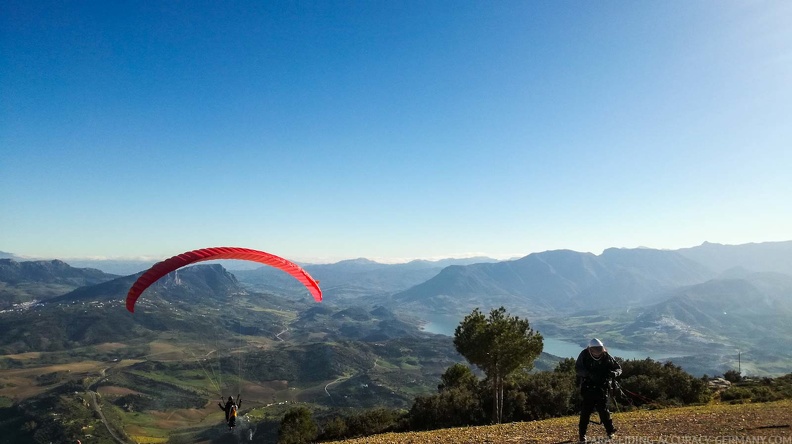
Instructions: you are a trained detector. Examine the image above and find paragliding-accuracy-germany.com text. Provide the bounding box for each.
[616,437,791,444]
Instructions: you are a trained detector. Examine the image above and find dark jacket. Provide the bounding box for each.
[219,399,241,421]
[575,349,622,390]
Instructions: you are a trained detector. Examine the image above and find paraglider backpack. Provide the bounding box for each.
[230,404,237,418]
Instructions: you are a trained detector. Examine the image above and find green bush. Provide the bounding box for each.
[718,374,792,403]
[438,363,477,392]
[504,370,577,421]
[772,374,792,398]
[408,386,485,430]
[318,416,348,440]
[723,370,742,383]
[345,408,403,437]
[318,408,406,441]
[721,387,752,403]
[278,406,318,444]
[619,359,708,406]
[748,386,782,403]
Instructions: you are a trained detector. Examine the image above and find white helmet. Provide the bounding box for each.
[589,338,604,348]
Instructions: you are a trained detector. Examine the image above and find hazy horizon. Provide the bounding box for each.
[4,238,791,266]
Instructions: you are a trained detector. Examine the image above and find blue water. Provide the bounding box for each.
[421,314,684,361]
[541,338,682,360]
[420,314,461,336]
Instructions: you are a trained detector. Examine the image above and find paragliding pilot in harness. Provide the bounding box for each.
[219,394,242,430]
[576,338,621,442]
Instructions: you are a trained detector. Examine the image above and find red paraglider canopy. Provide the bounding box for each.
[126,247,322,313]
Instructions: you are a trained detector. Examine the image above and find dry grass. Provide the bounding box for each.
[150,405,222,429]
[145,341,193,361]
[328,400,792,444]
[0,360,104,400]
[97,385,142,396]
[92,342,128,352]
[129,436,169,444]
[0,351,43,360]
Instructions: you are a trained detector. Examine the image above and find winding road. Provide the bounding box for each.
[324,374,354,402]
[87,390,128,444]
[87,367,130,444]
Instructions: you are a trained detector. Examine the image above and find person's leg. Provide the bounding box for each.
[595,396,615,436]
[578,393,595,441]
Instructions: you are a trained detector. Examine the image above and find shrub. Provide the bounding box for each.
[408,386,484,430]
[278,406,318,444]
[438,363,478,392]
[344,408,403,437]
[748,386,782,403]
[504,370,577,421]
[318,408,406,441]
[619,359,708,406]
[319,416,348,440]
[723,370,742,383]
[720,387,752,403]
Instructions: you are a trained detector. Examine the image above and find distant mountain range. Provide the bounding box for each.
[374,241,792,375]
[0,265,308,353]
[232,256,499,299]
[0,251,156,275]
[51,263,241,305]
[0,262,448,355]
[389,248,715,316]
[6,239,790,285]
[676,240,792,275]
[0,258,118,308]
[2,240,791,375]
[623,272,792,351]
[0,258,116,286]
[381,241,792,315]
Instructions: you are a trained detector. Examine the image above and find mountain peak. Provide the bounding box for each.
[337,258,380,265]
[678,240,792,275]
[0,258,117,286]
[50,263,244,307]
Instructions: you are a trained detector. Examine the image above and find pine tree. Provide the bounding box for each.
[453,307,543,423]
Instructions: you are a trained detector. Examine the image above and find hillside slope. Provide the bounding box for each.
[391,248,714,317]
[0,259,118,308]
[329,400,792,443]
[677,241,792,275]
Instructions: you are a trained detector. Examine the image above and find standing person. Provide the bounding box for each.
[576,338,621,442]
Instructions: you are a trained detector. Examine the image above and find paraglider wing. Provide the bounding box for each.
[125,247,322,313]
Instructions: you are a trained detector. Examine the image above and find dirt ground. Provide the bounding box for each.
[328,400,792,444]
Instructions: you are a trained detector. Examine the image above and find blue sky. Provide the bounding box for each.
[2,1,791,263]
